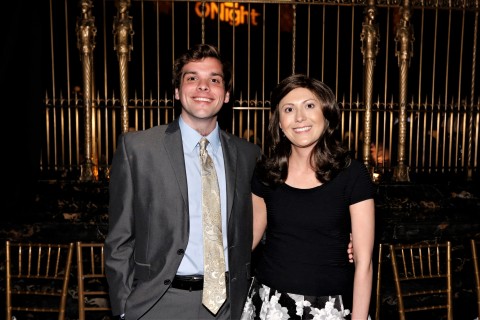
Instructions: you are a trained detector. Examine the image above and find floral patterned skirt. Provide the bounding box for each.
[240,277,352,320]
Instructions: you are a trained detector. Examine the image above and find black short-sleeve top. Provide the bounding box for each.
[252,159,375,296]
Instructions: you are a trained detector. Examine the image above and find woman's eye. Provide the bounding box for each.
[284,107,293,113]
[306,103,315,109]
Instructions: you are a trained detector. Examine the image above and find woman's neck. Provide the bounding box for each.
[286,149,321,189]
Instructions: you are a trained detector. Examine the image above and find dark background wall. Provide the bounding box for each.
[1,1,45,219]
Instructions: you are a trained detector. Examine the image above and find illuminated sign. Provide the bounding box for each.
[195,2,261,26]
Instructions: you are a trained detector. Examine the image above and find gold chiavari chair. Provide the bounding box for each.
[471,239,480,319]
[76,241,111,320]
[389,241,453,320]
[375,243,386,320]
[5,241,75,320]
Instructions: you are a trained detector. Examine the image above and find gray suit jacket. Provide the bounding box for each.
[105,119,261,320]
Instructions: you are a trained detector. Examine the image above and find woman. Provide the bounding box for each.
[243,74,375,320]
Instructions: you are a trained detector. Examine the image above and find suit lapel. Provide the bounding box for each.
[164,120,188,207]
[220,131,237,219]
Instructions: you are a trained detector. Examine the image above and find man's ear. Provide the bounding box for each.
[224,91,230,103]
[175,88,180,100]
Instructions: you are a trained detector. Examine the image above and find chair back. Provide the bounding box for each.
[5,241,74,320]
[471,239,480,319]
[375,243,386,320]
[76,241,111,320]
[389,241,453,320]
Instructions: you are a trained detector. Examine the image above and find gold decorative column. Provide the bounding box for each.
[114,0,134,134]
[76,0,97,181]
[393,0,414,182]
[360,0,379,176]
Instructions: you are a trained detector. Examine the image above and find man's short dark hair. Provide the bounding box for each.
[172,44,232,93]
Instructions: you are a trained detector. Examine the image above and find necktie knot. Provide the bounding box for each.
[199,137,209,159]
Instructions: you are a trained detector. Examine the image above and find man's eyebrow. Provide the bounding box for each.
[182,71,197,77]
[211,72,224,78]
[181,71,223,78]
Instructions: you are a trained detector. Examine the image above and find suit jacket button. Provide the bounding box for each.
[177,249,185,255]
[164,279,171,285]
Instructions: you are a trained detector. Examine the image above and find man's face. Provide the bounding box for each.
[175,57,230,124]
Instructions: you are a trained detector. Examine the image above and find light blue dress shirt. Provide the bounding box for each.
[176,116,229,275]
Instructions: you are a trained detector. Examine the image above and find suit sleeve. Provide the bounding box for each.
[104,134,136,316]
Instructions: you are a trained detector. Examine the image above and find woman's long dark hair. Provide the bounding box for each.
[258,74,350,186]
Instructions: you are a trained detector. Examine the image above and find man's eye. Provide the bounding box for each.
[211,78,222,84]
[186,76,197,82]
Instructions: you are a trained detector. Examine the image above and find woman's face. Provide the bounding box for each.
[278,87,326,150]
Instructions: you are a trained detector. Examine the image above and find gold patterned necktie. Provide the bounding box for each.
[199,137,226,314]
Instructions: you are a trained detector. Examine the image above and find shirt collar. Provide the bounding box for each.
[179,116,221,154]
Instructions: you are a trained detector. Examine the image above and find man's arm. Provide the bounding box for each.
[104,134,136,316]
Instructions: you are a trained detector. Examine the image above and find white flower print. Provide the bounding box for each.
[309,297,350,320]
[240,281,354,320]
[264,291,289,320]
[287,293,308,316]
[258,285,271,320]
[240,293,256,320]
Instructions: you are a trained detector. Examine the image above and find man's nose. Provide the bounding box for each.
[197,79,209,91]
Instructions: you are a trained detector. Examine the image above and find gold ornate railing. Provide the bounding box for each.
[42,0,479,182]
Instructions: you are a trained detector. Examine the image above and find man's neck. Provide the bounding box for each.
[180,114,218,136]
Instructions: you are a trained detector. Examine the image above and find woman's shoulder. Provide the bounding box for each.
[338,158,372,183]
[346,158,368,170]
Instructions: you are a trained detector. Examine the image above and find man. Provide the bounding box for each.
[105,44,261,320]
